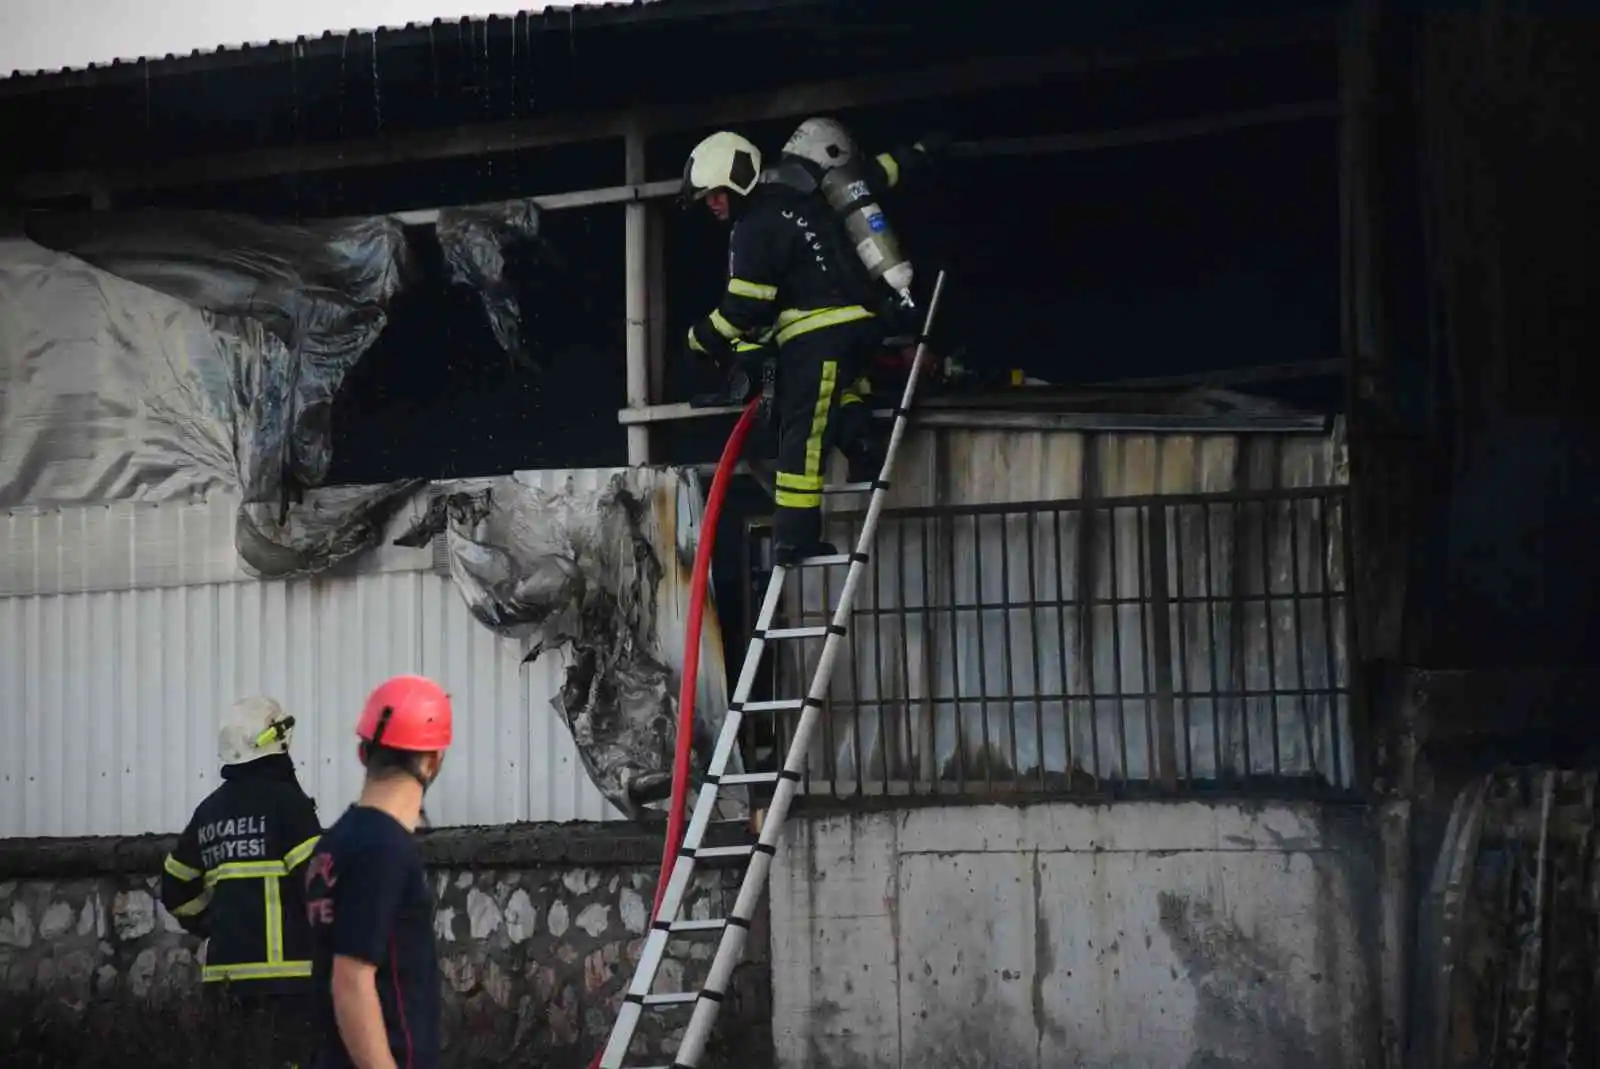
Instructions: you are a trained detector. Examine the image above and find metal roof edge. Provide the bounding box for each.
[0,0,834,94]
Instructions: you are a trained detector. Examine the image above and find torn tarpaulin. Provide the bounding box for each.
[1,201,546,577]
[435,201,543,370]
[394,467,745,822]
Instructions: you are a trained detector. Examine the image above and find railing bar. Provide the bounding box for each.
[895,518,917,797]
[840,591,1341,614]
[1172,502,1195,782]
[1318,496,1345,789]
[1080,503,1102,782]
[823,686,1349,708]
[1228,500,1253,782]
[1135,503,1159,787]
[1286,496,1316,780]
[1053,508,1076,782]
[820,484,1347,523]
[945,511,967,795]
[922,514,941,799]
[1200,502,1226,782]
[1027,510,1048,792]
[973,514,995,795]
[1259,498,1283,779]
[1107,504,1130,782]
[1000,513,1022,786]
[871,516,892,796]
[844,516,866,800]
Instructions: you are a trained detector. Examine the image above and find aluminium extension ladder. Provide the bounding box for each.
[597,270,949,1069]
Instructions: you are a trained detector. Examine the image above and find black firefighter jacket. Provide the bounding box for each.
[160,753,322,993]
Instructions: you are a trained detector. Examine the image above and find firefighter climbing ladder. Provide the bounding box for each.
[597,271,948,1069]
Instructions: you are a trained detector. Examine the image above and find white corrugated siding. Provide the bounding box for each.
[0,468,726,837]
[0,571,618,837]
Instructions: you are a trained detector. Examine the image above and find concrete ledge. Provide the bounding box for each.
[0,819,738,877]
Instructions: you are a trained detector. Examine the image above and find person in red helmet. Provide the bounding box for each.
[303,675,453,1069]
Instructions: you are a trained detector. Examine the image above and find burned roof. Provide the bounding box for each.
[0,0,820,87]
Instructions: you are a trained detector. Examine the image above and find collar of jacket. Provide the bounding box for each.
[220,751,300,783]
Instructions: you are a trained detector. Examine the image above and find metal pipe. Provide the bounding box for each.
[393,178,679,226]
[624,126,651,465]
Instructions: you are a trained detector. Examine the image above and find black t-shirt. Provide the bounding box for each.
[305,804,439,1069]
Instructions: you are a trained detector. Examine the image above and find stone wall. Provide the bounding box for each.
[0,823,772,1068]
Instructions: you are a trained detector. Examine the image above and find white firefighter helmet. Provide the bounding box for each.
[218,696,296,767]
[680,131,763,204]
[783,117,859,172]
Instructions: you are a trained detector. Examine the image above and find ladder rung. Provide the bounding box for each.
[796,552,853,567]
[823,481,874,493]
[761,625,830,640]
[641,991,700,1007]
[669,918,728,933]
[689,844,756,860]
[743,698,803,712]
[716,771,779,786]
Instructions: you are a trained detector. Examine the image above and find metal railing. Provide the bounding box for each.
[738,487,1359,804]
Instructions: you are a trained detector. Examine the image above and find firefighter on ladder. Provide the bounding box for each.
[681,125,943,566]
[771,117,946,473]
[161,697,322,1067]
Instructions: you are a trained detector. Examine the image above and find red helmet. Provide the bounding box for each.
[356,675,453,753]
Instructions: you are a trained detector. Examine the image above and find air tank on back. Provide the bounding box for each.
[819,160,915,310]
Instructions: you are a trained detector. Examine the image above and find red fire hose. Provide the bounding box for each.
[591,396,760,1069]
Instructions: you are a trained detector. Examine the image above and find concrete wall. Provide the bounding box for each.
[770,799,1379,1069]
[0,825,769,1068]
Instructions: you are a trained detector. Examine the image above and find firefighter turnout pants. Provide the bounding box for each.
[772,314,882,554]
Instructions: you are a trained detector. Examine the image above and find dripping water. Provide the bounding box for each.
[370,33,383,135]
[337,31,352,213]
[288,41,302,221]
[481,19,493,187]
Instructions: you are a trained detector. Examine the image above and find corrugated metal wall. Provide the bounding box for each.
[0,469,722,838]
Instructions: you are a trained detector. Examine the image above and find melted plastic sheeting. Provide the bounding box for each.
[395,467,745,823]
[435,201,542,369]
[1,201,543,577]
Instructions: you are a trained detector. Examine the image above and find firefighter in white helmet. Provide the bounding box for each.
[682,129,892,565]
[161,696,322,1066]
[772,117,948,481]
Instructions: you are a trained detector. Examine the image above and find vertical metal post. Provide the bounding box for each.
[647,199,669,409]
[624,121,651,465]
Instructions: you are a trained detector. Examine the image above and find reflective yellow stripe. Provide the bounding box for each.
[876,152,901,189]
[728,278,776,300]
[164,854,202,882]
[170,888,213,917]
[709,309,744,340]
[687,326,707,354]
[775,471,824,491]
[775,488,822,508]
[733,340,765,354]
[265,876,284,964]
[283,834,320,871]
[202,961,312,983]
[801,359,839,491]
[841,391,863,406]
[204,860,287,887]
[774,306,873,346]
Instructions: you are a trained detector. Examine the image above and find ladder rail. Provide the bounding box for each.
[596,571,789,1068]
[673,271,948,1068]
[598,270,948,1069]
